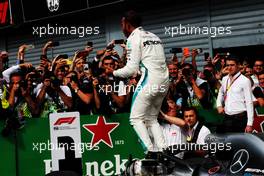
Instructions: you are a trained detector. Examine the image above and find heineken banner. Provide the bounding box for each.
[253,107,264,133]
[0,113,145,176]
[1,108,264,176]
[0,120,16,176]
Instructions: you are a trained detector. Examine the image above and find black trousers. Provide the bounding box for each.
[217,111,248,133]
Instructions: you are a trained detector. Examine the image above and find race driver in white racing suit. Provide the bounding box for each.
[109,11,169,153]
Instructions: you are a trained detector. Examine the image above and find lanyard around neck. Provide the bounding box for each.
[224,73,241,101]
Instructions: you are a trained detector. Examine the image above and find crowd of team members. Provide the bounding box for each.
[0,41,263,138]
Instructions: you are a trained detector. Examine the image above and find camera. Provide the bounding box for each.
[106,44,114,50]
[50,76,60,87]
[20,66,36,74]
[87,41,93,47]
[27,66,36,73]
[27,73,40,87]
[170,48,182,54]
[70,74,79,83]
[204,52,210,60]
[114,39,125,44]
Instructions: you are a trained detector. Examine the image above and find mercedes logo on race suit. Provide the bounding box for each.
[230,149,249,174]
[46,0,59,12]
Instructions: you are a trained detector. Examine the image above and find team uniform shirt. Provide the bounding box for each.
[113,27,169,151]
[190,122,211,144]
[216,72,254,126]
[161,123,186,147]
[161,122,210,158]
[251,74,259,88]
[161,123,186,158]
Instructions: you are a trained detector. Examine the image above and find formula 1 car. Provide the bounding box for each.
[123,133,264,176]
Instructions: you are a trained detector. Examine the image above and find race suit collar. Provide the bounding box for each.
[130,26,143,36]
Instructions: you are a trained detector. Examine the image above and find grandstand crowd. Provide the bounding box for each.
[0,40,263,140]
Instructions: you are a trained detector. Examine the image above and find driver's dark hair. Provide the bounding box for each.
[183,106,198,117]
[123,10,142,28]
[102,55,114,64]
[183,106,205,123]
[225,55,240,64]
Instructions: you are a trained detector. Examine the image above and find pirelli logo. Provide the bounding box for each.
[0,1,8,24]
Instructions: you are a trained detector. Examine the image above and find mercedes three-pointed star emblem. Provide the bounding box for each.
[230,149,249,174]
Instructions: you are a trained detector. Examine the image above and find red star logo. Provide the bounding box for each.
[83,116,119,148]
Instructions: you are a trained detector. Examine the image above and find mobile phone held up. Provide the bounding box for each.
[170,48,182,54]
[114,39,125,44]
[87,41,93,47]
